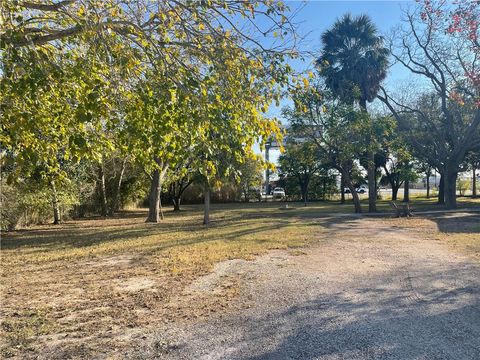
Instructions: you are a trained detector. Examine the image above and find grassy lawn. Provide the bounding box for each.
[1,197,479,358]
[1,204,322,358]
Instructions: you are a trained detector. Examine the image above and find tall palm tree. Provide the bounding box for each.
[317,14,389,212]
[317,14,389,109]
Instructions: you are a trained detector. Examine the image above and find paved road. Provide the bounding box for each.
[144,216,480,360]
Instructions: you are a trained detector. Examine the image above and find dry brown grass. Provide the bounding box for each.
[429,213,480,260]
[376,212,480,260]
[0,205,321,359]
[1,202,478,359]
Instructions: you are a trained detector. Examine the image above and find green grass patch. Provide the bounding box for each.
[1,308,56,357]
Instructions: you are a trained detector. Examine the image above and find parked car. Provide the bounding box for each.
[272,187,286,198]
[356,185,368,193]
[344,187,351,194]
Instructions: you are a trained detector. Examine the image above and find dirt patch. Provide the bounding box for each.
[115,277,156,292]
[85,255,135,267]
[185,259,250,293]
[135,215,480,360]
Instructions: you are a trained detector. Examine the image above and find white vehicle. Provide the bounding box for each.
[356,184,368,193]
[272,187,286,198]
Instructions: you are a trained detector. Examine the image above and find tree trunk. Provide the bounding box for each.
[473,165,477,198]
[359,98,367,111]
[203,182,211,225]
[367,151,376,212]
[302,182,308,207]
[340,173,345,203]
[322,178,327,201]
[112,157,127,214]
[172,197,181,212]
[146,160,166,223]
[147,169,162,222]
[299,176,309,206]
[392,185,399,201]
[360,99,374,212]
[170,178,192,212]
[426,172,430,199]
[444,169,458,209]
[438,174,445,204]
[50,180,60,225]
[98,160,108,217]
[403,180,410,203]
[244,186,250,203]
[343,170,361,213]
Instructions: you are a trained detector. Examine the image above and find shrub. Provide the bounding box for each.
[457,179,470,197]
[1,179,79,231]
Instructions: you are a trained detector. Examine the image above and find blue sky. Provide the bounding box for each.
[286,1,411,78]
[275,0,415,109]
[258,0,415,163]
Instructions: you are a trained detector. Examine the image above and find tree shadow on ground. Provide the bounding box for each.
[425,212,480,234]
[178,264,480,360]
[243,304,480,360]
[1,208,332,254]
[4,205,477,257]
[1,222,192,251]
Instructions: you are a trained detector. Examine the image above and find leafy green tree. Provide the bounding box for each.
[2,1,298,226]
[286,87,368,213]
[357,115,395,198]
[279,139,322,206]
[464,150,480,198]
[237,156,264,203]
[1,26,133,222]
[399,160,418,203]
[377,2,480,209]
[317,14,389,212]
[375,121,415,201]
[306,171,338,201]
[415,160,434,199]
[166,156,197,212]
[122,74,193,222]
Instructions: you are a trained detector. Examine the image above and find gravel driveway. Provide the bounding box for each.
[139,215,480,360]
